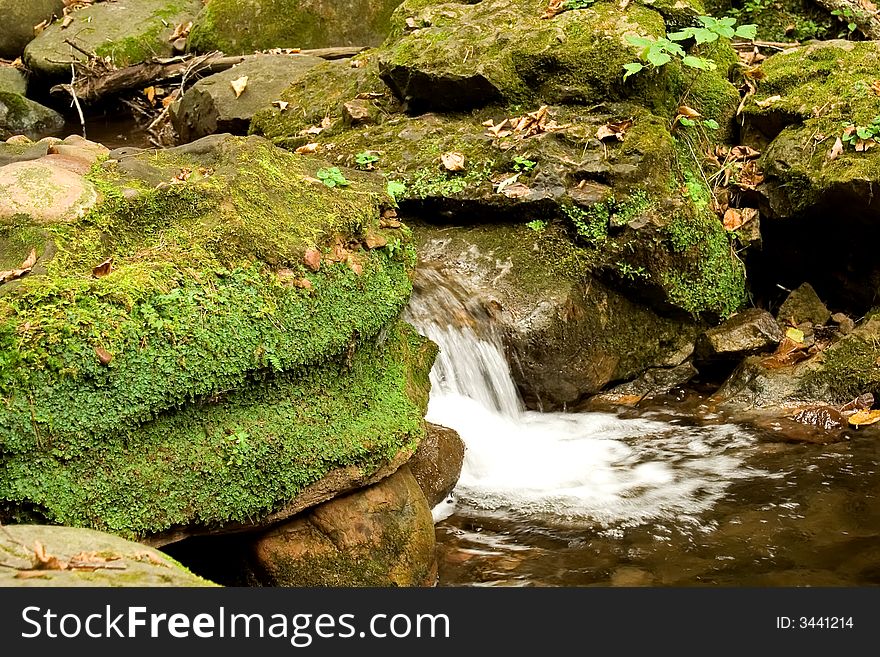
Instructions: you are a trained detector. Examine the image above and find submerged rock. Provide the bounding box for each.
[249,466,436,586]
[0,0,63,59]
[24,0,203,79]
[188,0,405,54]
[171,54,324,143]
[0,133,434,542]
[0,92,64,141]
[0,524,216,587]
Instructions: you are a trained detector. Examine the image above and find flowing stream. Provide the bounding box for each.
[405,267,880,587]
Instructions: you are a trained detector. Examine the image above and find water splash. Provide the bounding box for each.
[406,266,759,528]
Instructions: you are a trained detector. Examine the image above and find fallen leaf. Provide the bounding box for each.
[494,173,520,194]
[856,139,876,152]
[501,182,531,198]
[871,80,880,96]
[230,76,249,98]
[755,94,783,108]
[722,207,757,231]
[730,145,761,160]
[596,119,632,141]
[848,409,880,427]
[441,151,466,172]
[144,86,156,104]
[294,142,319,155]
[92,257,113,278]
[828,137,844,161]
[785,326,805,343]
[95,346,113,365]
[761,336,809,369]
[61,15,74,29]
[303,248,322,272]
[168,21,192,42]
[677,105,702,119]
[33,541,67,571]
[364,232,387,249]
[272,100,289,111]
[20,248,36,270]
[541,0,565,19]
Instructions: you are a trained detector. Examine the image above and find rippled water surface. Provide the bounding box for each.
[407,267,880,587]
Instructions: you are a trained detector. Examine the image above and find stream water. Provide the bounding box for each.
[405,267,880,587]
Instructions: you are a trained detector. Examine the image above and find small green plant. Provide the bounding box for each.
[316,167,349,188]
[386,179,406,202]
[842,115,880,148]
[526,219,546,232]
[623,16,756,81]
[616,261,648,281]
[355,151,380,169]
[830,7,859,34]
[677,116,720,130]
[513,156,537,173]
[225,430,251,467]
[562,0,595,9]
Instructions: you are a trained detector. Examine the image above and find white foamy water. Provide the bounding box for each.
[406,267,758,529]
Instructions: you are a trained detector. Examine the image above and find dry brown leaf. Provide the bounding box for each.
[730,145,761,161]
[230,76,249,98]
[294,142,319,155]
[33,541,67,571]
[856,139,876,152]
[441,151,466,172]
[20,248,36,270]
[95,346,113,365]
[596,119,632,141]
[761,336,809,369]
[303,248,322,272]
[755,94,783,108]
[501,182,531,198]
[541,0,565,20]
[132,550,166,566]
[272,100,289,111]
[871,80,880,97]
[168,21,192,42]
[92,257,113,278]
[828,137,844,161]
[677,105,702,119]
[848,409,880,427]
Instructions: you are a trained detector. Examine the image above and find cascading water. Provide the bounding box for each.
[405,266,759,529]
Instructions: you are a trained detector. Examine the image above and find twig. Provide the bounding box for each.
[68,63,87,139]
[63,37,98,61]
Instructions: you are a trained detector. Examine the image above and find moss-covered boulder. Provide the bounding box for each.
[0,524,217,586]
[742,41,880,312]
[0,133,435,540]
[378,0,736,114]
[249,466,436,586]
[23,0,202,80]
[170,54,324,143]
[0,92,64,141]
[188,0,405,55]
[0,0,63,59]
[0,66,27,96]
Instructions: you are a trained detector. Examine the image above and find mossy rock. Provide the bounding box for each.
[188,0,405,55]
[0,0,63,59]
[0,91,64,141]
[378,0,738,116]
[0,134,416,458]
[0,524,217,586]
[0,66,27,96]
[23,0,202,79]
[704,0,836,42]
[1,320,434,539]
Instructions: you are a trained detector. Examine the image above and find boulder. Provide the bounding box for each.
[0,66,27,95]
[23,0,203,79]
[696,308,783,360]
[0,525,216,586]
[0,134,435,542]
[0,0,63,59]
[170,54,323,143]
[742,41,880,313]
[0,159,98,224]
[249,466,436,586]
[188,0,405,55]
[408,422,464,507]
[0,92,64,141]
[588,361,698,407]
[776,282,831,326]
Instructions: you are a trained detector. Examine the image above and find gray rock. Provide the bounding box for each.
[589,361,698,406]
[0,91,64,141]
[23,0,202,79]
[170,54,323,143]
[0,66,27,95]
[776,282,831,326]
[0,158,98,224]
[0,524,217,587]
[0,0,63,59]
[696,308,783,360]
[409,423,465,507]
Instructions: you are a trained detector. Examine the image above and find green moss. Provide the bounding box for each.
[0,136,414,455]
[0,321,435,538]
[798,323,880,403]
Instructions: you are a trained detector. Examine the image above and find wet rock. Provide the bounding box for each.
[696,308,783,360]
[170,54,323,143]
[588,361,698,407]
[409,422,465,508]
[24,0,202,79]
[188,0,405,54]
[0,525,216,587]
[0,159,98,223]
[776,282,831,326]
[412,222,701,409]
[831,312,854,336]
[0,0,63,59]
[0,66,27,95]
[0,92,64,141]
[249,467,436,586]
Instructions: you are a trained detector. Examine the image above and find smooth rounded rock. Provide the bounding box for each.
[0,160,98,224]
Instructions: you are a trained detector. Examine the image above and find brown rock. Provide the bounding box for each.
[342,99,374,126]
[0,160,98,224]
[776,282,831,326]
[696,308,783,360]
[409,423,465,507]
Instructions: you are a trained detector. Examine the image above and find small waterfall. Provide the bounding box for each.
[405,266,758,528]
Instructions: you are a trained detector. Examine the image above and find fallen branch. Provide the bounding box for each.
[49,46,368,105]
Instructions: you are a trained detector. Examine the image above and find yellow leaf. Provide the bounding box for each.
[848,409,880,427]
[230,76,249,98]
[785,327,805,343]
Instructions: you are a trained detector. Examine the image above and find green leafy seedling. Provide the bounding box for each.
[513,156,537,173]
[355,151,380,169]
[316,167,350,188]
